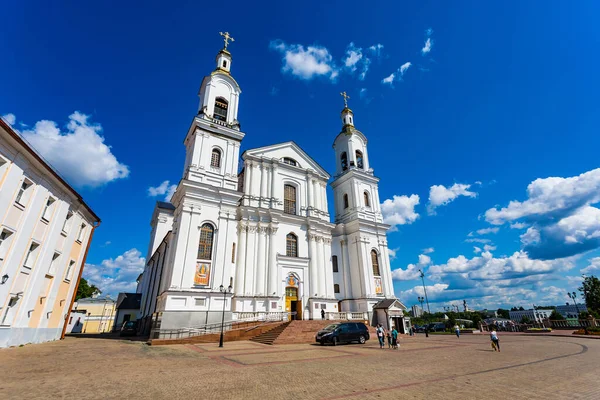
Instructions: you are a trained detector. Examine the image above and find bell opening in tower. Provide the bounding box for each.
[214,97,228,122]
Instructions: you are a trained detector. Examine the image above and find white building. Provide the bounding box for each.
[138,34,403,336]
[411,305,423,317]
[0,118,99,347]
[509,309,552,323]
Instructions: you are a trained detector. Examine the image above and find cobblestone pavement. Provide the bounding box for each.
[1,334,598,399]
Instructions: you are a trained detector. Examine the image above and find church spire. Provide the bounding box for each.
[215,32,235,74]
[340,91,354,127]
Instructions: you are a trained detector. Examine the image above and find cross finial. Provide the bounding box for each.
[340,91,350,108]
[219,32,235,49]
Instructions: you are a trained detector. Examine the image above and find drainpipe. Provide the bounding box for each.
[61,221,100,340]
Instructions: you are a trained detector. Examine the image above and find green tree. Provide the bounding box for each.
[75,278,101,301]
[520,316,531,324]
[497,309,510,319]
[579,275,600,314]
[549,310,564,320]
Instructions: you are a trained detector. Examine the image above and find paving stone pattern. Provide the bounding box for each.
[0,334,598,399]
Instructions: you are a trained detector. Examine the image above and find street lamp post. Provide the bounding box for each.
[418,270,431,315]
[417,296,424,316]
[218,284,232,348]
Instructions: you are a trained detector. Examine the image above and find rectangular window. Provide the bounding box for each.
[283,184,297,215]
[231,243,236,263]
[42,197,56,222]
[15,179,33,206]
[77,223,86,243]
[195,298,206,307]
[23,243,40,269]
[334,284,340,293]
[320,304,326,309]
[62,210,74,233]
[65,260,76,282]
[271,302,277,309]
[314,303,319,310]
[0,229,14,262]
[48,252,60,276]
[332,255,339,273]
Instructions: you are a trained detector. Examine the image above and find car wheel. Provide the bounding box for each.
[320,340,324,346]
[332,337,338,346]
[358,335,366,344]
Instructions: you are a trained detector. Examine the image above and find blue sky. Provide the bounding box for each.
[2,1,600,311]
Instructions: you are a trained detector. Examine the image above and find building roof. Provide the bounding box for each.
[156,201,176,211]
[373,299,407,310]
[116,293,142,310]
[77,296,115,304]
[0,118,100,222]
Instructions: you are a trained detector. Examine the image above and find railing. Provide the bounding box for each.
[325,312,370,321]
[150,312,293,340]
[549,319,600,329]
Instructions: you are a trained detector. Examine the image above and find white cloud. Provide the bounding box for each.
[83,249,146,297]
[400,62,412,75]
[148,180,177,201]
[483,244,497,252]
[269,40,338,81]
[422,247,435,254]
[368,44,384,58]
[381,194,420,231]
[2,113,16,125]
[389,248,399,261]
[485,168,600,259]
[476,227,499,235]
[473,246,482,254]
[359,88,367,98]
[344,43,362,71]
[381,72,395,85]
[465,238,492,244]
[510,222,528,229]
[427,183,477,215]
[17,112,129,187]
[581,257,600,274]
[421,38,433,55]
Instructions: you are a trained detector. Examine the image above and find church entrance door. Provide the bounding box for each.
[285,287,301,320]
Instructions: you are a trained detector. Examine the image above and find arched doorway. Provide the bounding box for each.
[285,274,302,320]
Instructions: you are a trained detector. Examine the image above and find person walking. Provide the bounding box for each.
[376,324,385,349]
[425,324,429,338]
[391,326,399,349]
[386,329,392,348]
[454,324,460,338]
[490,328,500,352]
[321,309,325,319]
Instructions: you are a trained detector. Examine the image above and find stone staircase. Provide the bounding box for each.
[273,320,377,345]
[249,321,292,345]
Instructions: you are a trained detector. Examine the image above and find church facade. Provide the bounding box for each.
[137,34,404,335]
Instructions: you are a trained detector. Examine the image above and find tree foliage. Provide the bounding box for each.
[579,275,600,314]
[520,316,531,324]
[497,309,510,319]
[75,277,101,301]
[549,310,565,320]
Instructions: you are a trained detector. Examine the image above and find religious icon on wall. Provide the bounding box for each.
[287,274,298,287]
[374,277,383,295]
[194,262,210,286]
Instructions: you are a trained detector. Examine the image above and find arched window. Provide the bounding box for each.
[214,97,228,122]
[286,233,298,257]
[198,224,215,260]
[334,284,340,294]
[364,191,370,207]
[222,60,227,69]
[332,255,339,272]
[284,184,296,214]
[371,250,380,276]
[211,148,221,168]
[341,152,348,171]
[343,194,349,209]
[283,157,297,166]
[356,150,364,169]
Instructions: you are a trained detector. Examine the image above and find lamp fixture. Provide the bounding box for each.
[1,274,8,284]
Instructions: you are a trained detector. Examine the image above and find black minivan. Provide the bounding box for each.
[315,322,370,345]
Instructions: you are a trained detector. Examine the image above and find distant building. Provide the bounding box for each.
[477,309,498,319]
[509,309,552,323]
[0,118,100,348]
[411,305,423,317]
[113,293,141,330]
[72,296,116,333]
[555,304,587,319]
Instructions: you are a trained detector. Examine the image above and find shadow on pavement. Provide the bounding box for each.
[66,333,148,342]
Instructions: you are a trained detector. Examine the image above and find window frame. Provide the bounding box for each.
[197,223,215,261]
[364,191,370,208]
[286,233,298,257]
[41,197,56,222]
[64,260,76,282]
[23,242,40,269]
[76,223,86,243]
[340,152,348,171]
[355,150,364,169]
[15,178,33,207]
[343,194,349,209]
[334,284,340,294]
[282,157,297,166]
[214,97,229,122]
[332,255,339,273]
[371,249,381,277]
[283,184,297,215]
[0,229,15,263]
[210,148,222,168]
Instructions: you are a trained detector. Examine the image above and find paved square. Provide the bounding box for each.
[0,334,598,399]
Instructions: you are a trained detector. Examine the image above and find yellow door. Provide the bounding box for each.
[285,287,298,321]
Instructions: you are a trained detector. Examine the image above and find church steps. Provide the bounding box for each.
[249,321,292,345]
[273,320,377,345]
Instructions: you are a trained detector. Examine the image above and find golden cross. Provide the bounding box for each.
[340,91,350,108]
[219,32,235,49]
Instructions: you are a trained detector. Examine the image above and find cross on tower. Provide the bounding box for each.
[219,32,235,49]
[340,91,350,108]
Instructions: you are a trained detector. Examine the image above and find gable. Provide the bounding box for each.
[243,141,329,178]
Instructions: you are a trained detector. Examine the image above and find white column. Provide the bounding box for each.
[271,162,281,209]
[339,240,349,299]
[381,245,394,297]
[251,163,261,198]
[313,179,320,211]
[255,226,266,295]
[363,145,370,171]
[267,227,278,296]
[234,224,247,294]
[320,182,327,214]
[244,226,256,295]
[309,235,318,297]
[266,163,272,201]
[323,239,333,297]
[306,176,313,210]
[317,238,327,296]
[260,162,267,207]
[270,163,278,208]
[244,161,252,206]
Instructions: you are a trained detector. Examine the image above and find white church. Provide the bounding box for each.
[137,33,407,336]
